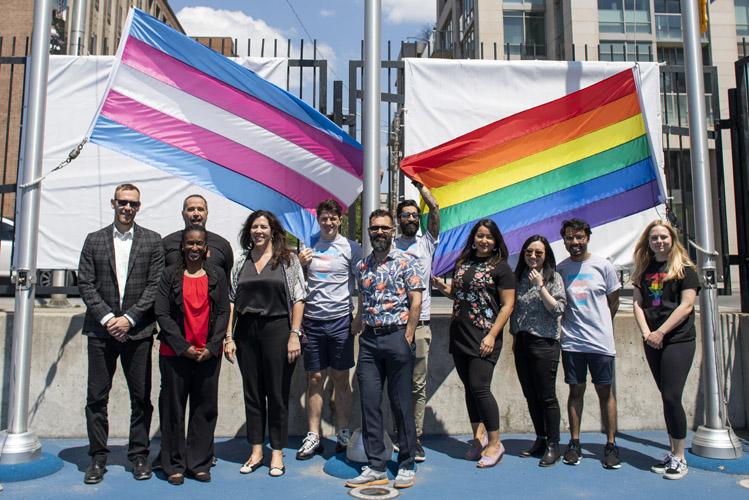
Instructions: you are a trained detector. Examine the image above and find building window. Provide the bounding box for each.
[462,27,476,58]
[438,14,454,53]
[504,0,545,5]
[503,11,546,58]
[654,0,682,40]
[737,0,749,37]
[599,41,653,61]
[598,0,651,34]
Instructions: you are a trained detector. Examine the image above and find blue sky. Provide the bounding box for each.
[169,1,435,71]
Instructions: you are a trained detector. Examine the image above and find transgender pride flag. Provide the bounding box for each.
[88,8,363,244]
[401,67,663,276]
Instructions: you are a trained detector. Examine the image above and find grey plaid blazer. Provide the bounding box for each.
[78,223,165,339]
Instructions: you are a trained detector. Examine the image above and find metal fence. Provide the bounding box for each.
[0,36,745,298]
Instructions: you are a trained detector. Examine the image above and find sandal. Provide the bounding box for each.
[239,457,263,474]
[268,465,286,477]
[464,434,489,461]
[477,443,505,469]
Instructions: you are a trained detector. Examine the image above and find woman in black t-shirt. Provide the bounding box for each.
[632,220,700,480]
[434,219,515,469]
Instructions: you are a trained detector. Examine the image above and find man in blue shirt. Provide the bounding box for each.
[345,209,424,490]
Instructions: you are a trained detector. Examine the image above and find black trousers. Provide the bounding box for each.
[512,332,561,443]
[158,354,221,475]
[235,315,296,450]
[452,351,500,432]
[85,335,153,461]
[357,328,416,472]
[644,340,695,440]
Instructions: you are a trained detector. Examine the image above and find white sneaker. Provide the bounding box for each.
[663,456,688,480]
[393,468,416,489]
[344,466,389,488]
[336,428,352,452]
[296,432,323,460]
[650,453,673,474]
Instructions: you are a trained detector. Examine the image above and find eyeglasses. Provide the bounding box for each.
[115,199,141,208]
[399,212,419,220]
[368,225,393,233]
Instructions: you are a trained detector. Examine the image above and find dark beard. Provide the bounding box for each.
[400,221,419,237]
[371,234,392,253]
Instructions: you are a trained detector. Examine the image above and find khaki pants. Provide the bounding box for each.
[412,324,431,438]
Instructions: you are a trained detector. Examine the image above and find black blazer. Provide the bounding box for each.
[78,223,165,339]
[155,262,230,357]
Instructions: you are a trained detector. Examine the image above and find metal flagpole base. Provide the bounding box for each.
[691,426,744,459]
[0,431,41,464]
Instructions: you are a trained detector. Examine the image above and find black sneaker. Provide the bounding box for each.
[602,442,621,469]
[415,439,426,463]
[562,440,581,465]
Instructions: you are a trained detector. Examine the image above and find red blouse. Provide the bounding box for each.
[160,274,210,357]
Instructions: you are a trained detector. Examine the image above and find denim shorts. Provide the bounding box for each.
[302,315,355,372]
[561,351,615,385]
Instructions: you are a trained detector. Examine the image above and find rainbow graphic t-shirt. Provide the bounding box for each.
[645,272,668,307]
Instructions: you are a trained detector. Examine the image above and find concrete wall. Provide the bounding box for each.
[0,308,747,438]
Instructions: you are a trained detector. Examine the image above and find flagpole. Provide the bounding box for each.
[0,0,51,463]
[362,0,381,253]
[681,0,742,459]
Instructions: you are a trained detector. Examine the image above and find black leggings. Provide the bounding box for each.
[452,352,500,432]
[644,340,695,440]
[513,332,561,443]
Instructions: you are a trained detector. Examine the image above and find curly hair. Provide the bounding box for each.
[239,210,291,269]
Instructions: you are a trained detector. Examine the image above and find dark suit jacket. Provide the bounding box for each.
[78,223,165,339]
[155,262,230,357]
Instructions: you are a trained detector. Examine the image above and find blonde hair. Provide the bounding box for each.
[631,220,694,284]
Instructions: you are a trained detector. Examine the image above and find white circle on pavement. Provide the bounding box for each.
[738,478,749,489]
[349,486,400,499]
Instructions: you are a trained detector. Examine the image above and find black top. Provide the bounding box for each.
[154,262,230,357]
[636,261,701,344]
[162,229,234,282]
[234,257,288,318]
[449,257,515,363]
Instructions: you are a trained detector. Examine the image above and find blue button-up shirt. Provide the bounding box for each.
[355,249,425,327]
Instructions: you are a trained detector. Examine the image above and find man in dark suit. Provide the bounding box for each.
[161,194,233,281]
[78,183,164,484]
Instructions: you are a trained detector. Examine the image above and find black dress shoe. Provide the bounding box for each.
[194,471,211,482]
[132,455,152,480]
[83,458,107,484]
[520,437,547,458]
[167,473,184,485]
[539,442,561,467]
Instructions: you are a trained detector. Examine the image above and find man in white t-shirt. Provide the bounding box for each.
[393,181,439,462]
[296,199,362,460]
[556,218,621,470]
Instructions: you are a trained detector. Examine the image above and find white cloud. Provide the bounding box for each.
[382,0,435,24]
[176,6,289,57]
[320,9,335,17]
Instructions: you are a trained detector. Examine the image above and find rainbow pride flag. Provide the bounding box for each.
[87,8,363,245]
[401,68,663,276]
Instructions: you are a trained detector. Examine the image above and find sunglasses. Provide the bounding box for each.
[368,225,393,233]
[115,199,141,208]
[399,212,419,220]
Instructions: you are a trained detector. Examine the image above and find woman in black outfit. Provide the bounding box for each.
[224,210,307,477]
[510,235,566,467]
[155,224,230,485]
[433,219,515,469]
[632,220,700,480]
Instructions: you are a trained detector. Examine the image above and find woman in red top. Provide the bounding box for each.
[155,224,230,485]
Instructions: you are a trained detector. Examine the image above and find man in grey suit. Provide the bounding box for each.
[78,183,164,484]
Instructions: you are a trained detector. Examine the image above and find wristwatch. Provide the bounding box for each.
[290,328,303,339]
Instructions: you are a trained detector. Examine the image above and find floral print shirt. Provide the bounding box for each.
[355,249,425,327]
[452,258,515,333]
